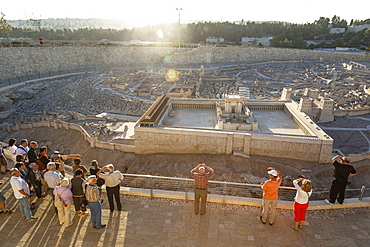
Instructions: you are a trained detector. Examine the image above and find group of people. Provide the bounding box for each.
[1,138,124,229]
[0,137,358,231]
[190,155,356,231]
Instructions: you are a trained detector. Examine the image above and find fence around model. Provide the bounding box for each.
[120,173,368,206]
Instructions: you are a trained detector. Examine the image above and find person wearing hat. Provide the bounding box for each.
[260,167,282,225]
[51,151,80,177]
[96,164,123,212]
[85,175,106,229]
[53,178,73,227]
[325,155,356,205]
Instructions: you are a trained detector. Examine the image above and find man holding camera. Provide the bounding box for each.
[325,155,356,205]
[191,163,214,215]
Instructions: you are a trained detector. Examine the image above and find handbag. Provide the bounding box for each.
[54,188,67,207]
[35,159,45,171]
[97,178,105,187]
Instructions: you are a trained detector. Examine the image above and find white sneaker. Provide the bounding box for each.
[325,199,333,205]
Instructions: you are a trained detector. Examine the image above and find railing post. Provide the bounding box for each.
[150,177,153,199]
[185,180,189,202]
[223,181,227,204]
[359,186,366,201]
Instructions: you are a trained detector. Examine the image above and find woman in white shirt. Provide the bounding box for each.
[291,177,312,230]
[8,138,18,165]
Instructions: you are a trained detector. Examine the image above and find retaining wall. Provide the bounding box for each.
[134,126,333,163]
[1,120,136,153]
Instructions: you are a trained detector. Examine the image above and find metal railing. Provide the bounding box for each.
[121,173,368,202]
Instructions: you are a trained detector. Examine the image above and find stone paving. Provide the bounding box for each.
[1,173,370,247]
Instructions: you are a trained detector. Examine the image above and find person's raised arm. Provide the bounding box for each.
[191,164,202,174]
[65,154,81,160]
[203,163,214,174]
[332,155,341,162]
[96,166,106,177]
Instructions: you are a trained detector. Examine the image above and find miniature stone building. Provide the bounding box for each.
[135,95,333,163]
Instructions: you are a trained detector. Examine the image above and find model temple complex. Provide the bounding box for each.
[135,93,333,163]
[0,46,369,164]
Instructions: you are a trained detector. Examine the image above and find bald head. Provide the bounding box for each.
[198,166,205,174]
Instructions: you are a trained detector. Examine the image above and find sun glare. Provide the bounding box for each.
[165,69,179,82]
[157,29,164,39]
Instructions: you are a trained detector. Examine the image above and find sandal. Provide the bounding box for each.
[299,224,303,229]
[4,209,14,213]
[291,224,298,231]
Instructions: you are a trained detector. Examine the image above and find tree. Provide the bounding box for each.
[332,38,345,47]
[331,15,347,28]
[0,12,12,46]
[26,16,45,37]
[349,35,361,47]
[314,17,330,34]
[363,29,370,46]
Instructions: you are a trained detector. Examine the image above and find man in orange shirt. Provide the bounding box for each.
[260,167,282,225]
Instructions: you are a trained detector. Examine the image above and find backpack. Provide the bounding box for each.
[85,185,100,203]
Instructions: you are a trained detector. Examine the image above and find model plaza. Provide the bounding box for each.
[168,99,304,136]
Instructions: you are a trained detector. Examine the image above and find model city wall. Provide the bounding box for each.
[1,46,368,80]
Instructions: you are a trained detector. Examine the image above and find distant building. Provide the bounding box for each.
[305,40,333,47]
[241,37,272,47]
[347,24,370,33]
[206,37,225,44]
[329,28,346,34]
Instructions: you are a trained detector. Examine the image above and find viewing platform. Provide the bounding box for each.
[1,172,369,246]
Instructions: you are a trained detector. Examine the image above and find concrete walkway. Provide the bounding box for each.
[1,174,370,247]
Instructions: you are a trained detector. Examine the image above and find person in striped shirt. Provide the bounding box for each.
[191,163,214,215]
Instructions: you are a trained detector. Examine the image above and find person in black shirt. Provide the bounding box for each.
[325,155,356,205]
[39,146,50,170]
[90,160,105,187]
[89,160,99,176]
[27,141,39,164]
[71,170,88,216]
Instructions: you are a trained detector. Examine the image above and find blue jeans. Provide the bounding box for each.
[88,201,102,228]
[18,197,32,220]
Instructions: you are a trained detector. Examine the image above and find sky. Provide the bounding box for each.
[1,0,369,27]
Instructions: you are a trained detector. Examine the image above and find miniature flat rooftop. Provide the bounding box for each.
[166,108,304,135]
